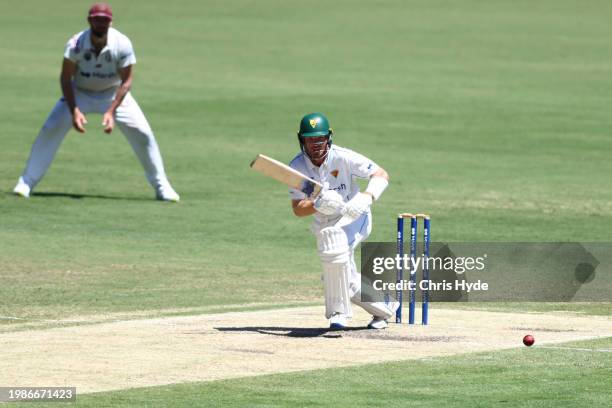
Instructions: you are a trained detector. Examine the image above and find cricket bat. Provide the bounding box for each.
[250,153,354,227]
[250,154,323,198]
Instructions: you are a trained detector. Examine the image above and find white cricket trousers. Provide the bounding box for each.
[19,88,170,190]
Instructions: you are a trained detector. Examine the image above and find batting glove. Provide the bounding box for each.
[314,189,346,216]
[343,192,373,220]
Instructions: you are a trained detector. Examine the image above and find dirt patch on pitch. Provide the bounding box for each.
[0,307,610,394]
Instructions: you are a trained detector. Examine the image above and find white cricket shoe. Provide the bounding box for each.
[367,316,389,330]
[13,178,31,198]
[329,313,348,330]
[155,183,180,202]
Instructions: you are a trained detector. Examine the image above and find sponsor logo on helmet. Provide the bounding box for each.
[309,118,319,128]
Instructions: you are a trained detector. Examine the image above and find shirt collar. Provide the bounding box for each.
[304,146,334,172]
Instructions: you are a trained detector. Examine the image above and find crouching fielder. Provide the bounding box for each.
[13,3,179,201]
[289,113,398,330]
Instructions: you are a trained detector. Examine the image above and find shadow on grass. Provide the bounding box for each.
[215,326,370,338]
[26,192,151,201]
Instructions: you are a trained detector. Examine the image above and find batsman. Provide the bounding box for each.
[289,113,398,329]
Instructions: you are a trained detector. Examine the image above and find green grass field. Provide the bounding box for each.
[1,0,611,406]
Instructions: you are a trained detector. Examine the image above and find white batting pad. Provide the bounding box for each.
[351,291,399,320]
[317,227,352,319]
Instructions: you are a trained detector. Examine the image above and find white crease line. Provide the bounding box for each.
[0,303,317,325]
[0,316,86,323]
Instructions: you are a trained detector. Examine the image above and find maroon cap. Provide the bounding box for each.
[88,3,113,20]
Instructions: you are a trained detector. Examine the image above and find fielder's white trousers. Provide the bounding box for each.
[19,88,170,190]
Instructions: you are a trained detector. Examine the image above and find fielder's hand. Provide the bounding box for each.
[72,107,88,133]
[314,189,346,216]
[343,192,373,220]
[102,111,115,134]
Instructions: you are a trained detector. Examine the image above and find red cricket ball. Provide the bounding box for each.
[523,334,535,347]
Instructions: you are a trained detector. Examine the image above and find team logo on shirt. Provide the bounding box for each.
[84,52,92,61]
[309,118,319,128]
[331,169,339,178]
[105,54,112,62]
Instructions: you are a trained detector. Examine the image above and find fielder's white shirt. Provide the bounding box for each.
[64,27,136,93]
[289,145,379,224]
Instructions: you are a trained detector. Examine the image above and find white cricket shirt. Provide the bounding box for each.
[64,27,136,93]
[289,145,379,223]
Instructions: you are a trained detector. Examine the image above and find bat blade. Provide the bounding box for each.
[250,154,323,198]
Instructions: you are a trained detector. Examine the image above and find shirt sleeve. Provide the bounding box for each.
[63,35,80,62]
[348,150,379,179]
[289,187,307,201]
[118,37,137,68]
[288,157,308,200]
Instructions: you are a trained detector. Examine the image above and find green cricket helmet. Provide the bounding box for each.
[297,113,333,154]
